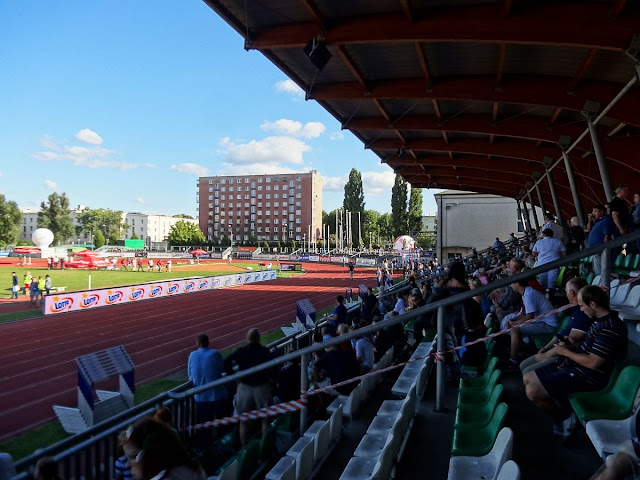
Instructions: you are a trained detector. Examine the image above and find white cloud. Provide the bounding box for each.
[322,175,345,192]
[260,119,326,139]
[75,128,103,145]
[362,169,396,196]
[275,79,304,98]
[136,197,146,204]
[43,179,57,189]
[329,131,345,141]
[170,163,209,176]
[143,163,156,168]
[218,136,311,165]
[40,134,60,150]
[33,144,138,170]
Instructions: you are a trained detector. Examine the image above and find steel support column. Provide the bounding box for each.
[522,199,533,233]
[546,168,563,226]
[587,120,614,203]
[517,200,525,232]
[435,306,447,412]
[562,150,586,227]
[535,181,546,215]
[527,190,540,232]
[300,351,308,435]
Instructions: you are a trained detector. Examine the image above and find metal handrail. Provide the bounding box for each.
[12,230,640,477]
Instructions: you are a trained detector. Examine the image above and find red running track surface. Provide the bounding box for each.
[0,263,376,442]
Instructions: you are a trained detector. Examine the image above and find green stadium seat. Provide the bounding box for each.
[259,424,277,461]
[236,439,260,480]
[585,272,595,285]
[451,403,508,456]
[613,254,626,269]
[532,312,570,350]
[455,383,504,429]
[461,340,496,378]
[458,370,502,404]
[460,357,499,389]
[569,365,640,424]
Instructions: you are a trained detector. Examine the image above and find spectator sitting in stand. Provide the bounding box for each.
[520,277,591,375]
[34,457,61,480]
[354,321,375,374]
[523,286,627,438]
[503,278,558,368]
[123,417,204,480]
[313,341,360,396]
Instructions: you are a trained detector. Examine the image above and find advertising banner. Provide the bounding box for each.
[319,256,330,263]
[356,258,377,266]
[309,255,319,262]
[299,255,309,261]
[276,255,290,261]
[43,270,278,316]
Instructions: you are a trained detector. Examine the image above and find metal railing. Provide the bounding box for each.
[11,230,640,479]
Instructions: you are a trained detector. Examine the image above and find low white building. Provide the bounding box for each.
[19,205,90,244]
[434,190,543,261]
[124,213,198,244]
[421,215,437,234]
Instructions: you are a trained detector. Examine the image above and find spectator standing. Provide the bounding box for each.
[37,276,45,306]
[187,334,227,422]
[566,216,586,254]
[326,295,348,329]
[630,192,640,254]
[46,257,52,270]
[348,261,355,279]
[586,205,616,275]
[532,228,567,295]
[540,212,564,241]
[225,329,273,445]
[60,256,65,270]
[53,255,58,269]
[44,274,52,296]
[523,286,627,437]
[23,271,31,295]
[492,237,506,252]
[10,272,19,299]
[29,277,39,306]
[609,184,631,237]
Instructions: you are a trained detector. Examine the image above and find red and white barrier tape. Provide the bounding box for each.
[182,301,575,432]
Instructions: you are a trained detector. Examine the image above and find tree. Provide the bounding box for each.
[173,214,194,219]
[76,208,128,243]
[343,169,366,247]
[407,187,423,235]
[326,209,337,234]
[390,174,408,237]
[131,232,139,240]
[94,230,105,248]
[167,220,205,246]
[38,192,74,245]
[363,209,380,248]
[0,195,22,247]
[377,213,393,245]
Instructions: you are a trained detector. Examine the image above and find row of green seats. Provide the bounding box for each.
[569,365,640,424]
[452,339,509,457]
[614,253,640,276]
[532,312,571,350]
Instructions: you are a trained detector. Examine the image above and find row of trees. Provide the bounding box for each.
[324,168,431,249]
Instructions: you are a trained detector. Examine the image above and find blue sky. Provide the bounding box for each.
[0,1,441,217]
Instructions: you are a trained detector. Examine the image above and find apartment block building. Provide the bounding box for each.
[197,171,322,243]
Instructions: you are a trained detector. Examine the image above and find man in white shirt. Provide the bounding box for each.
[540,212,564,241]
[504,278,558,366]
[532,228,567,294]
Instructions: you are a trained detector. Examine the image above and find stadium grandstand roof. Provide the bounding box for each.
[203,0,640,220]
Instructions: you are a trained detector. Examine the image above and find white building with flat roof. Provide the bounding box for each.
[434,190,543,260]
[19,205,90,244]
[124,213,197,244]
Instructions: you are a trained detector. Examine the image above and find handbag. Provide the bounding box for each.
[12,285,19,292]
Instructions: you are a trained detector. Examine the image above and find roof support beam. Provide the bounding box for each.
[496,43,507,86]
[248,5,637,52]
[310,76,640,128]
[400,0,414,23]
[568,48,597,92]
[611,0,627,16]
[414,42,433,89]
[300,0,327,29]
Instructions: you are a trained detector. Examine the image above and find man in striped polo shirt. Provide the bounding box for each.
[523,285,628,438]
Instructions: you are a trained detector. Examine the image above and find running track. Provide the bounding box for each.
[0,264,376,442]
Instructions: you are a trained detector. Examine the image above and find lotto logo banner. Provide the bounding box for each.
[43,270,278,315]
